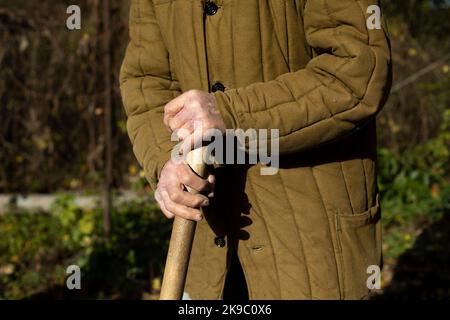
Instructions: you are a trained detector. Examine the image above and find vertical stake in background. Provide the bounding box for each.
[102,0,112,238]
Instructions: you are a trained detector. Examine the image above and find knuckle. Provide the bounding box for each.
[180,210,191,219]
[188,100,201,110]
[202,117,210,125]
[194,197,204,207]
[163,104,171,116]
[180,209,193,219]
[164,212,174,220]
[165,202,175,212]
[180,172,192,185]
[177,127,191,139]
[171,191,182,203]
[190,209,201,218]
[198,179,209,191]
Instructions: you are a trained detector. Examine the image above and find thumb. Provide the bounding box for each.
[163,92,188,129]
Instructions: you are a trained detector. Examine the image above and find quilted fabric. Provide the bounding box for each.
[120,0,392,299]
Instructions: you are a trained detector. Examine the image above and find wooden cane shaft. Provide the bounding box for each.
[160,147,207,300]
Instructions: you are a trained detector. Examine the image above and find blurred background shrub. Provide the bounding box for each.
[0,195,170,299]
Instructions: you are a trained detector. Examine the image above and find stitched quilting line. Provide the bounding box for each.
[136,0,144,76]
[256,0,265,83]
[135,1,166,180]
[141,83,163,151]
[239,56,356,117]
[193,1,206,91]
[267,77,372,143]
[134,93,174,180]
[310,166,342,298]
[230,0,237,88]
[129,112,147,142]
[247,178,316,280]
[361,158,369,209]
[269,0,290,68]
[340,161,356,215]
[278,171,313,299]
[141,139,171,176]
[236,40,355,115]
[246,174,282,299]
[153,0,174,6]
[229,0,381,141]
[229,79,324,134]
[232,77,359,142]
[133,0,183,183]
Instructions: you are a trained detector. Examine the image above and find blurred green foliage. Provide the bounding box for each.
[379,109,450,228]
[0,196,170,299]
[378,108,450,262]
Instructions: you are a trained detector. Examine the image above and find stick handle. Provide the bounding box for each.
[159,147,206,300]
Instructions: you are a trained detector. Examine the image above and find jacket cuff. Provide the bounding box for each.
[214,90,241,130]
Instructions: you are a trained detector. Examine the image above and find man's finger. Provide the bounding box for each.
[163,93,187,128]
[207,174,216,198]
[174,127,193,142]
[178,129,211,156]
[159,199,176,219]
[155,190,175,219]
[169,108,191,132]
[168,185,210,208]
[161,190,203,221]
[178,164,212,193]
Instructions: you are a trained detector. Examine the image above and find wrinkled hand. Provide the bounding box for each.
[163,90,226,153]
[155,159,215,221]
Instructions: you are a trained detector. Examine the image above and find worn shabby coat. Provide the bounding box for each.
[120,0,392,299]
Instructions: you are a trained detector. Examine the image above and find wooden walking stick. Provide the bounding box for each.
[160,147,207,300]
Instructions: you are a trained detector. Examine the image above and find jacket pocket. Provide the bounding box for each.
[334,195,382,299]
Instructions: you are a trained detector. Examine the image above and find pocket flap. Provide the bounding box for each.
[336,195,381,229]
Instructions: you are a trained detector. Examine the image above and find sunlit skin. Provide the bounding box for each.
[154,90,224,221]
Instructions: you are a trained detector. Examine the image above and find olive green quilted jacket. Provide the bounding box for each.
[120,0,392,299]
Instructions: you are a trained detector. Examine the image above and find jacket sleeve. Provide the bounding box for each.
[214,0,392,154]
[120,0,180,190]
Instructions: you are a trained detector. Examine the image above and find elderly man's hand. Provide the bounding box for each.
[154,159,215,221]
[163,90,226,152]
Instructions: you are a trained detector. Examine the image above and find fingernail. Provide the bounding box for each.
[195,214,203,221]
[202,199,209,206]
[208,192,214,198]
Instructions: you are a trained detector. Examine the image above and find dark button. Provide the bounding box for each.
[214,236,226,248]
[204,1,219,16]
[212,82,225,92]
